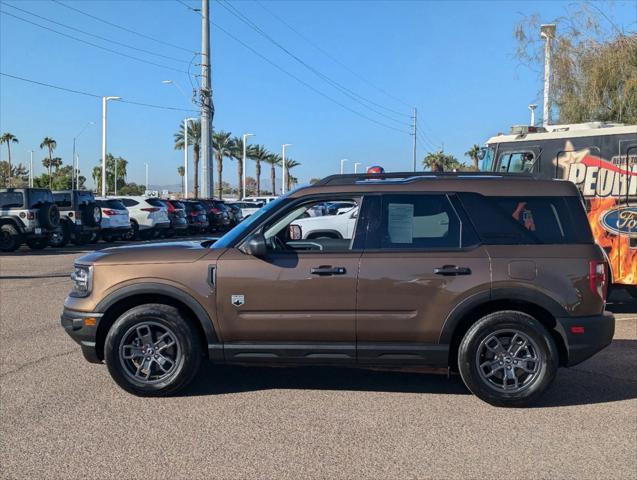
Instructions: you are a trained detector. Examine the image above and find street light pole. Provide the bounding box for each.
[281,144,292,194]
[72,121,94,190]
[354,162,361,173]
[101,96,121,196]
[242,133,254,199]
[145,162,149,191]
[340,158,348,174]
[183,117,197,199]
[540,24,556,127]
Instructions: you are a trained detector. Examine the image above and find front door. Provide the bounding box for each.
[215,195,365,363]
[355,193,491,365]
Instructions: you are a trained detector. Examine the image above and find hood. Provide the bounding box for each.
[77,239,218,266]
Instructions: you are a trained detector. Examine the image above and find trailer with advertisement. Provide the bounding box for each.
[480,122,637,295]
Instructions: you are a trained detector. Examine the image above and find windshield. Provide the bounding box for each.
[213,194,290,248]
[479,147,495,172]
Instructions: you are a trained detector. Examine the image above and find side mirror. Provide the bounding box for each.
[288,224,302,240]
[242,233,267,257]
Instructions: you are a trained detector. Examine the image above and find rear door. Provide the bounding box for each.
[355,193,491,365]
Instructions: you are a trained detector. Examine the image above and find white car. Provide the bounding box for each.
[243,195,277,205]
[291,206,358,240]
[227,201,262,218]
[95,197,131,242]
[117,196,170,240]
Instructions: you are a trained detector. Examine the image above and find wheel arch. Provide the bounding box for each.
[94,283,220,362]
[442,289,569,370]
[0,216,24,232]
[306,229,342,239]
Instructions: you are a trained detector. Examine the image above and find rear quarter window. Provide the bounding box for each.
[53,193,72,207]
[145,198,166,208]
[28,190,53,208]
[97,199,126,210]
[0,192,24,209]
[120,198,139,207]
[457,193,593,244]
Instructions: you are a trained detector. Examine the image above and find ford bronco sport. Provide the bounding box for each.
[1,188,60,251]
[62,172,615,407]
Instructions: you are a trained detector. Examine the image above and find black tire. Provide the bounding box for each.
[25,237,48,250]
[88,231,100,244]
[104,304,202,396]
[81,203,102,227]
[38,202,60,229]
[457,311,558,408]
[121,221,139,241]
[139,229,154,241]
[0,224,22,252]
[49,222,70,248]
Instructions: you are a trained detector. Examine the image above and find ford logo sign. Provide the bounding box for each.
[600,206,637,237]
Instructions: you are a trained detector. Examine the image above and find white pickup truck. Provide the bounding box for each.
[291,206,358,239]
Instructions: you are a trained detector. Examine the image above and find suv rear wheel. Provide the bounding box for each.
[458,311,558,407]
[25,237,49,250]
[104,304,202,396]
[0,224,21,252]
[49,223,70,248]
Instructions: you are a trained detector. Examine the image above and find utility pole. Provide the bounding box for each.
[412,107,417,172]
[200,0,214,198]
[540,24,556,127]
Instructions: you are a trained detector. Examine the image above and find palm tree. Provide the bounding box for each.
[40,137,57,189]
[283,159,301,191]
[464,144,481,170]
[42,156,63,172]
[263,153,281,195]
[212,130,233,199]
[92,154,127,194]
[174,120,201,198]
[1,133,18,187]
[422,150,460,172]
[177,166,185,195]
[248,144,269,196]
[230,136,246,199]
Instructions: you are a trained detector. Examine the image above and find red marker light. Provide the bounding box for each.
[570,326,585,334]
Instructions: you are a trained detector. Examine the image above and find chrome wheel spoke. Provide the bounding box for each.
[154,332,176,352]
[516,357,539,374]
[122,345,144,360]
[480,360,504,378]
[155,354,174,373]
[484,335,506,355]
[135,357,153,380]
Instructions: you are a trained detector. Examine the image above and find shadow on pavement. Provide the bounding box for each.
[183,339,637,407]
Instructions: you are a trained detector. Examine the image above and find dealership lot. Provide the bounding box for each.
[1,242,636,479]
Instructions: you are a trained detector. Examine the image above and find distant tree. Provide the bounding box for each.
[247,144,269,196]
[33,166,86,190]
[230,136,246,199]
[40,137,57,189]
[177,166,185,194]
[423,151,462,172]
[119,182,145,195]
[1,132,18,187]
[309,178,322,185]
[212,130,233,199]
[263,153,281,195]
[283,159,301,191]
[174,119,201,198]
[514,6,637,124]
[245,176,257,196]
[0,160,28,187]
[464,144,481,170]
[42,156,63,172]
[92,154,128,194]
[215,181,234,196]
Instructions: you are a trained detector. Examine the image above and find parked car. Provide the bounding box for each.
[182,200,209,233]
[49,190,102,247]
[61,171,614,407]
[243,195,277,204]
[95,198,131,243]
[226,201,261,219]
[199,199,230,232]
[117,196,170,240]
[224,202,243,227]
[0,188,59,251]
[290,205,358,240]
[161,200,189,237]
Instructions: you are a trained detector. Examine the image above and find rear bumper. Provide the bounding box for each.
[61,308,102,363]
[555,311,615,366]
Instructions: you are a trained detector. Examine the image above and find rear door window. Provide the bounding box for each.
[457,193,593,244]
[28,190,53,208]
[53,193,72,207]
[0,192,24,208]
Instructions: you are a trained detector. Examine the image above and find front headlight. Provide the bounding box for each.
[70,264,93,298]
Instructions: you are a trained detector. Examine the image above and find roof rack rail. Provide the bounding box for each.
[315,171,536,186]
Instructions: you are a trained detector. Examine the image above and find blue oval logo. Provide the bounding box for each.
[600,206,637,237]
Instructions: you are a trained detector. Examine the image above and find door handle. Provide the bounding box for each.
[434,265,472,276]
[311,266,347,276]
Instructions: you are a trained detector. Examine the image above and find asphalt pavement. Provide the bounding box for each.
[1,241,636,479]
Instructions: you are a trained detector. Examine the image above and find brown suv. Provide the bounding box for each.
[62,172,615,407]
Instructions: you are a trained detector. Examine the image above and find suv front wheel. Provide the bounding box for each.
[0,224,21,252]
[458,311,558,407]
[104,304,202,396]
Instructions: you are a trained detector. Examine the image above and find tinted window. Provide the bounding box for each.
[458,193,593,244]
[76,191,95,205]
[53,192,72,207]
[170,201,185,210]
[97,199,126,210]
[120,198,139,207]
[28,190,53,208]
[366,194,461,250]
[0,192,24,208]
[145,198,165,208]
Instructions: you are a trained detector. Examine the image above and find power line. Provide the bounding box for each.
[50,0,194,54]
[255,0,413,111]
[211,22,410,135]
[0,72,199,112]
[1,10,188,74]
[216,0,412,127]
[175,0,200,14]
[2,2,189,64]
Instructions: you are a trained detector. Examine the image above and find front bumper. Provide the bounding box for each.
[555,311,615,366]
[61,308,102,363]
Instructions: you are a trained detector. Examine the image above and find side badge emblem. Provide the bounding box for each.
[231,295,245,307]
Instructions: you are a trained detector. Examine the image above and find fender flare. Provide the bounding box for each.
[0,216,25,233]
[95,282,219,345]
[439,287,569,344]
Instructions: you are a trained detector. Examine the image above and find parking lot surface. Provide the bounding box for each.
[1,240,636,479]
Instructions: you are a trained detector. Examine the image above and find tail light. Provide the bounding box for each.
[190,210,199,217]
[74,211,82,218]
[27,211,35,220]
[141,207,159,212]
[589,260,608,301]
[103,209,117,216]
[211,207,220,214]
[166,202,175,213]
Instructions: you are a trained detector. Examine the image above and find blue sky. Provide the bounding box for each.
[1,0,635,191]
